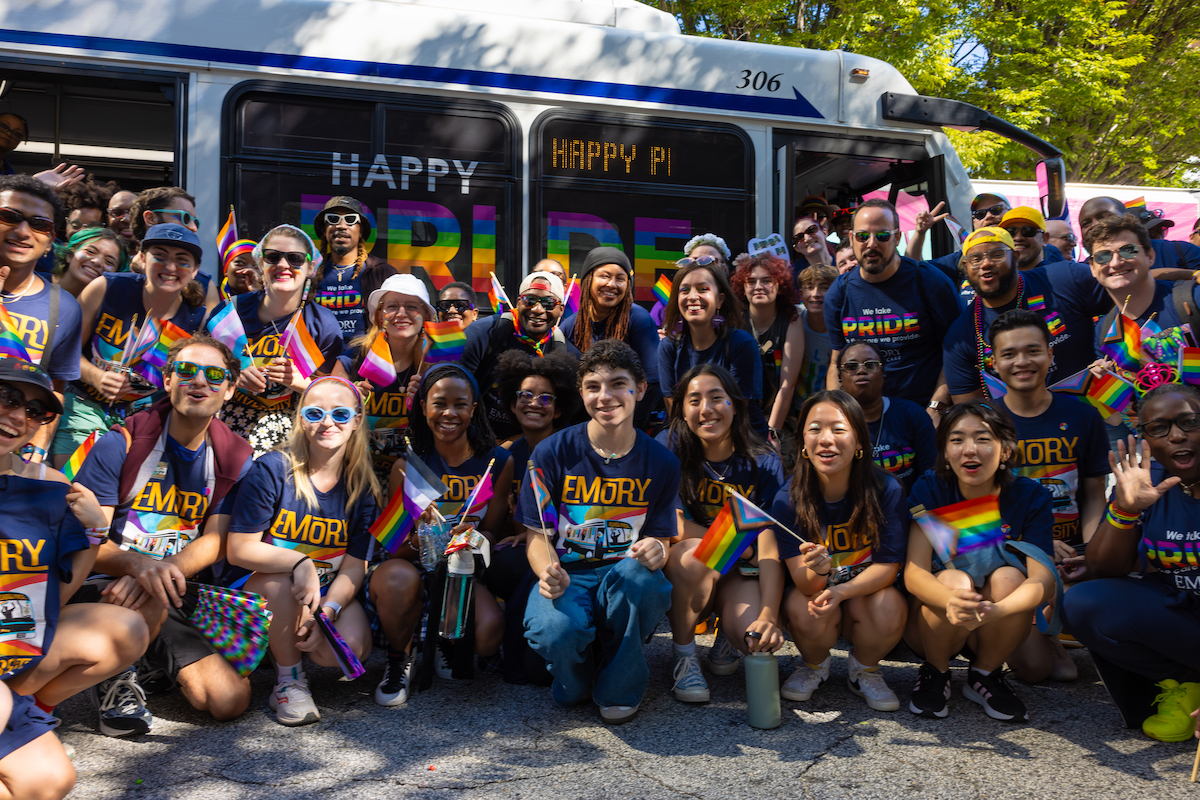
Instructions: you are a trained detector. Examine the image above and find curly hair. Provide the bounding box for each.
[58,177,115,214]
[407,363,497,459]
[130,186,195,240]
[730,252,798,323]
[0,173,64,227]
[1081,211,1152,255]
[577,338,645,387]
[495,349,579,429]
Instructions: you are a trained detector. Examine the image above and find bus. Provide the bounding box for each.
[1,0,1065,300]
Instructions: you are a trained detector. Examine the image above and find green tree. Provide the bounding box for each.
[649,0,1200,186]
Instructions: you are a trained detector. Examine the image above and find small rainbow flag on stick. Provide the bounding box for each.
[1049,368,1136,417]
[61,429,98,482]
[694,492,774,575]
[488,272,512,314]
[125,318,161,366]
[281,312,325,379]
[423,320,466,365]
[142,320,192,369]
[564,276,581,316]
[653,274,672,306]
[0,305,31,362]
[527,460,558,530]
[358,331,397,388]
[1100,313,1144,372]
[369,446,448,555]
[915,494,1005,564]
[1180,347,1200,387]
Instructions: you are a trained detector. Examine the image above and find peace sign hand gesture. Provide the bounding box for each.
[914,201,950,234]
[1110,435,1180,513]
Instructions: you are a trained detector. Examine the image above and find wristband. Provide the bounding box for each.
[84,527,109,546]
[1106,502,1140,530]
[813,569,831,577]
[322,601,343,623]
[21,445,46,462]
[289,555,312,582]
[652,538,668,561]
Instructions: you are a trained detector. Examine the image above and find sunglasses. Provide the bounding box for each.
[1003,225,1041,238]
[519,294,560,311]
[0,383,55,425]
[516,390,555,407]
[839,359,883,374]
[171,360,231,386]
[262,249,309,268]
[300,405,359,424]
[971,204,1006,220]
[0,207,55,235]
[792,225,821,244]
[323,212,361,227]
[151,208,201,230]
[1093,244,1141,266]
[675,255,722,268]
[1139,412,1200,440]
[437,299,475,313]
[852,229,896,243]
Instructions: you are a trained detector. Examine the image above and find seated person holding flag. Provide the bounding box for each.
[771,390,909,712]
[72,335,254,733]
[519,340,677,725]
[205,224,343,455]
[904,401,1058,723]
[52,223,208,470]
[332,274,433,485]
[226,376,379,727]
[660,364,786,704]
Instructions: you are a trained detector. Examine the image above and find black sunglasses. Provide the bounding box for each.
[262,249,309,268]
[972,204,1006,220]
[0,207,55,236]
[792,225,821,244]
[519,294,560,311]
[437,299,475,313]
[1003,225,1041,238]
[0,383,55,424]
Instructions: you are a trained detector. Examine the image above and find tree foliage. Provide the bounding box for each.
[648,0,1200,186]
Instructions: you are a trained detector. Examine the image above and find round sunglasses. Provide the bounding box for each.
[516,390,556,407]
[300,405,359,424]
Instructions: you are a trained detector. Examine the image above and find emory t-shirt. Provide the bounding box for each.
[657,327,767,434]
[770,472,909,566]
[314,265,367,342]
[908,473,1054,557]
[3,279,83,382]
[867,397,937,496]
[420,445,513,527]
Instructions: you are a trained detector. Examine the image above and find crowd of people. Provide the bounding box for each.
[1,153,1200,797]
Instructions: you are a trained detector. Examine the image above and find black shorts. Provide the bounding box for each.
[0,693,57,761]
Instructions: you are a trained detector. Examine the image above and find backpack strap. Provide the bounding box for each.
[1171,280,1200,333]
[38,283,60,371]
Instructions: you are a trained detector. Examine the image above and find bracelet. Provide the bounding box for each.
[289,555,312,582]
[1106,502,1140,530]
[653,538,668,561]
[83,527,109,546]
[813,570,831,577]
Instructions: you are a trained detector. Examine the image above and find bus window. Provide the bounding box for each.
[225,85,518,298]
[532,112,754,304]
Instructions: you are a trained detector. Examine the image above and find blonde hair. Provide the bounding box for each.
[280,377,381,511]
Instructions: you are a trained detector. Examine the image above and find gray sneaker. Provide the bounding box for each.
[89,666,152,737]
[672,654,711,703]
[270,676,320,726]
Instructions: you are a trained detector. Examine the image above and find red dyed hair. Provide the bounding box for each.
[730,252,798,323]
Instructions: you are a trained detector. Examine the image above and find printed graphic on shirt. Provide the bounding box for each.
[1015,436,1081,541]
[84,313,157,404]
[691,477,755,525]
[556,475,652,563]
[435,473,485,527]
[123,463,209,559]
[4,308,52,363]
[0,550,49,679]
[268,509,348,587]
[873,444,916,484]
[821,521,872,570]
[315,282,364,335]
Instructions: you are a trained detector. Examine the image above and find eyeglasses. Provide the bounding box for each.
[516,390,555,407]
[675,255,722,268]
[150,209,201,230]
[171,360,231,387]
[1139,412,1200,439]
[300,405,359,424]
[792,225,821,244]
[519,294,560,311]
[852,229,896,243]
[66,220,103,232]
[1003,225,1041,238]
[262,249,309,268]
[839,359,883,374]
[380,302,423,318]
[323,212,361,227]
[971,204,1006,221]
[0,121,24,141]
[1058,235,1078,246]
[0,207,55,236]
[437,299,475,313]
[1093,244,1141,266]
[963,247,1011,268]
[0,383,55,425]
[107,207,131,220]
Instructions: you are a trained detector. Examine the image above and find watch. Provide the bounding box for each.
[927,400,949,414]
[322,601,343,622]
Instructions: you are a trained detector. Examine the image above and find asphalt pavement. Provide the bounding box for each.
[55,623,1200,799]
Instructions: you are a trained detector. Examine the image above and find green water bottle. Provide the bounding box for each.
[744,652,781,729]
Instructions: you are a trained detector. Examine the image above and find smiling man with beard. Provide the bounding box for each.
[312,196,398,343]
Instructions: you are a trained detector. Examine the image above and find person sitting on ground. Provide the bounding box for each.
[436,281,479,328]
[520,340,677,724]
[52,226,127,298]
[836,341,935,497]
[661,364,786,705]
[227,376,380,727]
[72,336,254,734]
[772,390,908,712]
[904,401,1057,723]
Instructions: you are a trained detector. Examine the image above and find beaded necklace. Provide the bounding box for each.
[974,272,1025,398]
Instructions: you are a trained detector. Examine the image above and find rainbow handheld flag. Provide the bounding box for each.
[423,320,466,365]
[488,272,512,314]
[61,429,98,482]
[0,305,31,362]
[915,495,1005,564]
[369,446,448,555]
[694,492,774,575]
[281,311,325,379]
[216,208,237,268]
[358,331,397,388]
[527,460,558,530]
[564,276,581,316]
[206,302,253,370]
[1100,313,1143,372]
[462,459,495,519]
[653,274,672,306]
[1049,368,1135,416]
[142,320,192,369]
[1180,347,1200,386]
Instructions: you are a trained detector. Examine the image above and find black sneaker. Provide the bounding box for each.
[374,652,413,707]
[89,666,153,737]
[908,662,951,718]
[964,668,1028,723]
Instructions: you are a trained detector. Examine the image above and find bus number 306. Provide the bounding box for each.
[736,71,783,92]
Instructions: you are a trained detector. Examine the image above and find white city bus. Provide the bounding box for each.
[1,0,1064,300]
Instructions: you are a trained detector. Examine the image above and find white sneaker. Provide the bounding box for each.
[847,657,900,712]
[707,631,740,676]
[435,644,454,680]
[599,704,640,724]
[672,654,711,703]
[375,652,414,707]
[781,657,830,702]
[270,676,320,726]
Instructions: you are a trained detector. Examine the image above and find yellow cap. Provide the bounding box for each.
[1000,206,1046,232]
[962,226,1015,252]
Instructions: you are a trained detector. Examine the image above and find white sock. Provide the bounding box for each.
[848,651,878,672]
[276,661,304,682]
[674,641,696,659]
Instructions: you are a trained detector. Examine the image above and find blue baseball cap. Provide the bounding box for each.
[142,223,203,261]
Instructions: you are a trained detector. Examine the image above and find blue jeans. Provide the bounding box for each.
[524,558,671,708]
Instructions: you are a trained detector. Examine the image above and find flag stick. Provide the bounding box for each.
[1191,735,1200,782]
[1121,294,1131,316]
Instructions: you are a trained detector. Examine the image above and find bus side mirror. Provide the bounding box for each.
[1036,158,1067,220]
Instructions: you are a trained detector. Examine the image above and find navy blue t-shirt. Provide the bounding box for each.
[419,444,512,527]
[929,244,1066,303]
[337,351,415,483]
[770,472,909,564]
[907,473,1054,557]
[823,257,964,403]
[0,476,89,680]
[655,439,785,529]
[657,327,767,434]
[561,303,660,386]
[4,279,83,382]
[228,450,377,587]
[1093,280,1200,358]
[313,265,367,342]
[516,422,679,567]
[998,394,1110,545]
[867,397,937,496]
[1137,465,1200,594]
[506,436,532,499]
[1149,238,1200,273]
[944,262,1111,396]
